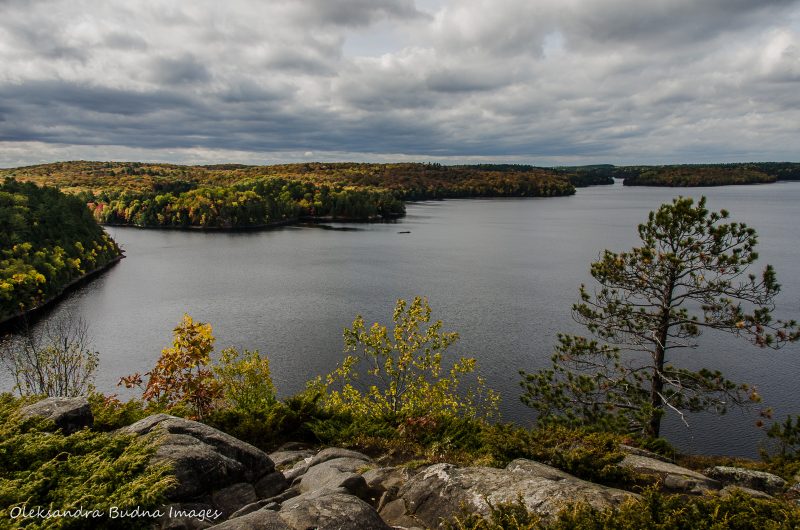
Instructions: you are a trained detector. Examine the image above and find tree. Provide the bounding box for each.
[324,296,498,423]
[120,314,220,419]
[1,313,98,397]
[520,197,799,438]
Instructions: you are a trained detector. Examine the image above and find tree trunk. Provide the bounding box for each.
[649,268,677,438]
[649,333,666,438]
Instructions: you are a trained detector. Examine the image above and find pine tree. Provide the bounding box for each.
[520,197,799,437]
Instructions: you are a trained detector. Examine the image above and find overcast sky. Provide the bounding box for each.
[0,0,798,167]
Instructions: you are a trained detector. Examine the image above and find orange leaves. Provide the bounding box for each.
[121,314,221,419]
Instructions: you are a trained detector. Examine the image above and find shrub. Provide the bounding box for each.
[87,392,150,431]
[0,393,175,529]
[760,415,800,479]
[206,387,324,452]
[213,347,276,414]
[323,296,498,424]
[120,314,220,419]
[1,314,98,397]
[121,315,281,423]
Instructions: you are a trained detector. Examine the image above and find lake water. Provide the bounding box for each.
[4,180,799,457]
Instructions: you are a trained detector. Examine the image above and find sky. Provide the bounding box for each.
[0,0,798,167]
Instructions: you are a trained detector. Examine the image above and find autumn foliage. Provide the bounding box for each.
[120,314,221,419]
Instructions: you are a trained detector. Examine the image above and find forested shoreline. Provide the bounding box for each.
[3,160,800,232]
[0,162,582,229]
[617,162,800,186]
[0,179,122,324]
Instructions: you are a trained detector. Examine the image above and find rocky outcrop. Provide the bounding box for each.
[298,457,373,500]
[279,489,391,530]
[268,449,315,470]
[619,453,720,494]
[211,483,259,518]
[703,466,787,495]
[208,509,292,529]
[389,459,636,528]
[121,414,275,500]
[110,416,785,529]
[19,396,93,434]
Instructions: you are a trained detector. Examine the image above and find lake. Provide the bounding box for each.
[4,180,799,457]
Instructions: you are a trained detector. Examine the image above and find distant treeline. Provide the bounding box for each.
[90,178,405,228]
[618,162,800,187]
[0,179,121,322]
[0,162,583,229]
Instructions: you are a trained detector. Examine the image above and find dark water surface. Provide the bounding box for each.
[6,181,800,456]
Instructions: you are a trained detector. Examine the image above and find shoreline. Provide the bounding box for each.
[0,253,125,334]
[100,212,406,232]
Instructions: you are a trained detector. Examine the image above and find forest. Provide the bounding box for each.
[0,179,121,323]
[619,162,800,186]
[0,162,581,229]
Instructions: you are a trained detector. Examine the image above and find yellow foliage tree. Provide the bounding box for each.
[121,314,220,419]
[324,296,498,423]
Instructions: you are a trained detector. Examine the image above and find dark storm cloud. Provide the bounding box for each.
[0,0,798,165]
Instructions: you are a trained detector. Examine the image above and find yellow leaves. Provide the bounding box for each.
[325,297,498,423]
[133,314,221,419]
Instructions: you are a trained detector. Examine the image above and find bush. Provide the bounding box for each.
[121,315,279,423]
[1,314,98,397]
[120,314,220,419]
[323,297,498,424]
[0,393,175,529]
[87,393,150,431]
[213,347,276,414]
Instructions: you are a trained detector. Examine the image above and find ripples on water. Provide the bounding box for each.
[5,181,799,457]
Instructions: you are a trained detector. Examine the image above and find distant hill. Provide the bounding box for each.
[0,162,580,229]
[618,162,800,187]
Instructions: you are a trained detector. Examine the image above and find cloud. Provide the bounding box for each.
[0,0,798,165]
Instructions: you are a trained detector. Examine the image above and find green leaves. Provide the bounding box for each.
[521,196,799,437]
[326,296,498,424]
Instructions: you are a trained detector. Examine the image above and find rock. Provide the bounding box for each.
[208,508,292,529]
[229,499,279,520]
[308,447,372,468]
[299,457,371,500]
[720,485,774,500]
[211,483,258,518]
[703,466,786,495]
[282,460,312,484]
[268,449,315,470]
[263,485,302,505]
[279,489,391,530]
[120,414,275,500]
[620,454,720,494]
[255,471,288,499]
[396,460,635,527]
[19,397,93,434]
[362,466,414,491]
[379,498,423,528]
[619,444,674,463]
[158,503,221,529]
[364,466,415,510]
